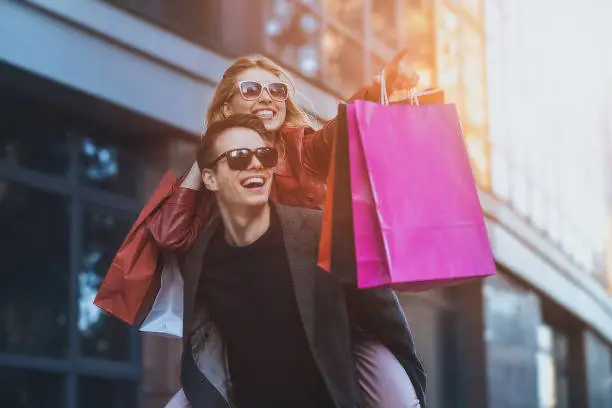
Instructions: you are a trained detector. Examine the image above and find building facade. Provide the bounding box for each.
[1,0,611,407]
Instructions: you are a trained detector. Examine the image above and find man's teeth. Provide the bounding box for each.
[242,176,265,188]
[255,110,274,119]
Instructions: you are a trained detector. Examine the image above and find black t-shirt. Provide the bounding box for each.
[197,207,335,408]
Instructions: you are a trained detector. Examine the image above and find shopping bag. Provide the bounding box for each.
[348,98,495,289]
[317,88,445,276]
[139,253,184,338]
[316,132,336,272]
[329,104,358,285]
[323,68,494,289]
[94,163,201,328]
[328,103,396,287]
[94,171,179,325]
[346,103,391,288]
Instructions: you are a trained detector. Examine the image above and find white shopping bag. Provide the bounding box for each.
[139,253,184,338]
[164,389,190,408]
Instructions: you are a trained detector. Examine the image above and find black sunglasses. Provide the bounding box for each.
[210,147,279,171]
[237,81,289,102]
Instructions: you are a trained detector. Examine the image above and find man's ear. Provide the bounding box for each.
[202,168,219,192]
[222,103,232,118]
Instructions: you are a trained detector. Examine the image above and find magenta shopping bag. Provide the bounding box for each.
[346,104,390,288]
[349,99,495,290]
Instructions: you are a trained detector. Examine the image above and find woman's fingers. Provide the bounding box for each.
[373,49,420,91]
[396,73,420,89]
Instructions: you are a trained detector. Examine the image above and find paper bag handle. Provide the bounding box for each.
[380,68,420,106]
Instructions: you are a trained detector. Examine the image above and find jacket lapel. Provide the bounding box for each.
[275,204,318,347]
[181,216,220,334]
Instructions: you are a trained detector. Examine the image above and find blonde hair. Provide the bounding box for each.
[206,56,316,131]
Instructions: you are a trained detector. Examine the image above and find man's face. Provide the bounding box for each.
[202,127,275,209]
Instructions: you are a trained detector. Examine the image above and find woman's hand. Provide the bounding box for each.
[373,48,420,91]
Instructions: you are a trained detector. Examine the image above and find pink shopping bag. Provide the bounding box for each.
[346,103,391,288]
[348,99,495,290]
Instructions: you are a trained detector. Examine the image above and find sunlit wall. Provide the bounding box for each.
[264,0,436,100]
[434,0,490,189]
[484,0,612,286]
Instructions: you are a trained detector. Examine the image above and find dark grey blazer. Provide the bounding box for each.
[178,203,427,408]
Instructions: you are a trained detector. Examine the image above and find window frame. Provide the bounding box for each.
[0,132,143,408]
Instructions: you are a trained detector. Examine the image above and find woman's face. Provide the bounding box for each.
[224,68,288,132]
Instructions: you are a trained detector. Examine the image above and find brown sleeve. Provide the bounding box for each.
[301,84,444,181]
[301,84,380,181]
[145,187,209,252]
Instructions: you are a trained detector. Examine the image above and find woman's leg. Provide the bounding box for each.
[354,339,421,408]
[168,341,420,408]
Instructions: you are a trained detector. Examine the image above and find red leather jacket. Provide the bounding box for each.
[146,87,378,252]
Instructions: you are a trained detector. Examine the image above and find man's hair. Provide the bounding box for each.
[196,114,268,170]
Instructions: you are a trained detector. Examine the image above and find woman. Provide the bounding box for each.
[146,51,420,251]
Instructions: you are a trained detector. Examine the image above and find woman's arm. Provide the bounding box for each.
[145,162,209,252]
[345,287,427,401]
[300,85,378,181]
[301,83,442,182]
[301,50,425,181]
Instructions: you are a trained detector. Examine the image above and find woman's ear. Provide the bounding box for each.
[202,168,219,192]
[222,103,232,118]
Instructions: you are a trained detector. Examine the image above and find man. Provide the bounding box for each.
[176,114,426,408]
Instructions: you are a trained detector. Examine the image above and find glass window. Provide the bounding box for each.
[78,376,136,408]
[79,206,135,362]
[400,1,435,73]
[266,0,322,79]
[452,0,482,22]
[0,85,144,408]
[459,23,486,127]
[435,4,460,100]
[0,94,70,176]
[0,182,70,357]
[0,368,64,408]
[322,27,363,98]
[371,0,396,48]
[324,0,364,34]
[78,136,140,198]
[484,275,542,407]
[104,0,222,48]
[553,333,570,408]
[537,324,570,408]
[537,325,556,408]
[585,331,612,408]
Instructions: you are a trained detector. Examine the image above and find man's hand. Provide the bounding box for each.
[373,48,420,91]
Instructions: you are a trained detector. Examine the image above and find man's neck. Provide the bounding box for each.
[217,202,271,247]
